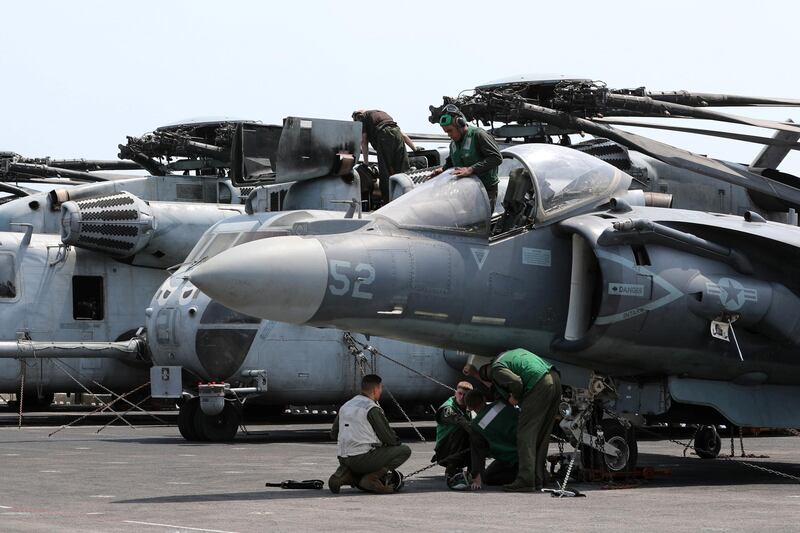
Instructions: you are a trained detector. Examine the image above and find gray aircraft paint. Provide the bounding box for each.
[147,209,467,407]
[192,144,800,428]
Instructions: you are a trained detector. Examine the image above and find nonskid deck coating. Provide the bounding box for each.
[0,422,798,532]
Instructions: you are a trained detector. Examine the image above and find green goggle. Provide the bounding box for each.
[439,114,455,126]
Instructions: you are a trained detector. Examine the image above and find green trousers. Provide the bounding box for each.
[340,444,411,475]
[434,428,471,475]
[374,124,409,201]
[516,370,561,487]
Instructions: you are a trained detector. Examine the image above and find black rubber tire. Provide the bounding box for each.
[193,402,240,442]
[694,425,722,459]
[581,418,638,472]
[599,418,638,472]
[178,397,201,441]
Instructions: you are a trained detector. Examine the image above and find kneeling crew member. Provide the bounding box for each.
[329,374,411,494]
[465,389,519,490]
[434,381,473,478]
[480,348,561,492]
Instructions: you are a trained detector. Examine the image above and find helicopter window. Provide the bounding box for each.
[0,254,16,298]
[199,232,239,261]
[184,233,213,263]
[195,329,258,379]
[72,276,104,320]
[200,301,260,324]
[374,172,490,234]
[185,228,292,265]
[233,230,286,247]
[155,308,175,345]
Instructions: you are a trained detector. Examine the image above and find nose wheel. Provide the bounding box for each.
[177,397,201,441]
[193,402,241,442]
[579,418,639,473]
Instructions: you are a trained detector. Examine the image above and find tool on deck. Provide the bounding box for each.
[265,479,324,490]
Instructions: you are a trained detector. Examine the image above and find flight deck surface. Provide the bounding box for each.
[0,422,798,532]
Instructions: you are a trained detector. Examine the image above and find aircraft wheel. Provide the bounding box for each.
[581,418,638,472]
[194,402,240,442]
[600,418,638,472]
[694,425,721,459]
[177,397,202,441]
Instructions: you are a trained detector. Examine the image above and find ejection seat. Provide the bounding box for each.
[494,167,536,235]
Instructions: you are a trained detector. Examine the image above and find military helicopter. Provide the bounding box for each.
[146,208,469,442]
[190,84,800,471]
[0,117,373,410]
[430,75,800,224]
[0,188,248,409]
[135,117,477,442]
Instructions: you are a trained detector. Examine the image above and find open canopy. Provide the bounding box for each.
[503,144,630,223]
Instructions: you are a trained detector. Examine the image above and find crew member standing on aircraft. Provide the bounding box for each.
[352,110,418,204]
[434,381,473,481]
[478,349,561,492]
[430,104,503,211]
[329,374,411,494]
[465,389,520,490]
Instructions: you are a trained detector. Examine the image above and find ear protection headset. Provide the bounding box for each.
[439,104,467,128]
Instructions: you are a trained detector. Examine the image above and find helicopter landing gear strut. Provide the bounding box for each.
[177,372,266,442]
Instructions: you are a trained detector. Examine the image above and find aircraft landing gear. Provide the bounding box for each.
[177,397,201,441]
[193,402,241,442]
[560,374,639,473]
[694,425,722,459]
[178,396,242,442]
[175,372,266,442]
[590,418,638,472]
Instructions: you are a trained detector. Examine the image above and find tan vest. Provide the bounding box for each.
[337,394,381,457]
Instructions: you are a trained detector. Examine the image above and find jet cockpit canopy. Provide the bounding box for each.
[374,171,490,234]
[503,144,631,224]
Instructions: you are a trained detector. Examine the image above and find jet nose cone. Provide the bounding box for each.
[190,236,328,324]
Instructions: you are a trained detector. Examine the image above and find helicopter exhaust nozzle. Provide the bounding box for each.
[60,191,156,257]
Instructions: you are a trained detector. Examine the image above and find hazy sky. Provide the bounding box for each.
[2,0,798,173]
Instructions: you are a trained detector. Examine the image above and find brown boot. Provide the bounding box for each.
[358,468,394,494]
[328,465,355,494]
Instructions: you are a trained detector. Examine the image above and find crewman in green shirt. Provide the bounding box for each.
[464,389,519,490]
[478,349,561,492]
[352,109,419,205]
[430,104,503,211]
[328,374,411,494]
[433,381,473,480]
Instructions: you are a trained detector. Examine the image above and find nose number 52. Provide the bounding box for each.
[329,260,375,300]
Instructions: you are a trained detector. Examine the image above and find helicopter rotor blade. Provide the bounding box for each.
[0,182,30,197]
[594,118,800,150]
[641,90,800,108]
[4,162,109,183]
[514,101,800,206]
[604,93,800,134]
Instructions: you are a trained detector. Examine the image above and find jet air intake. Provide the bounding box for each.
[61,191,156,257]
